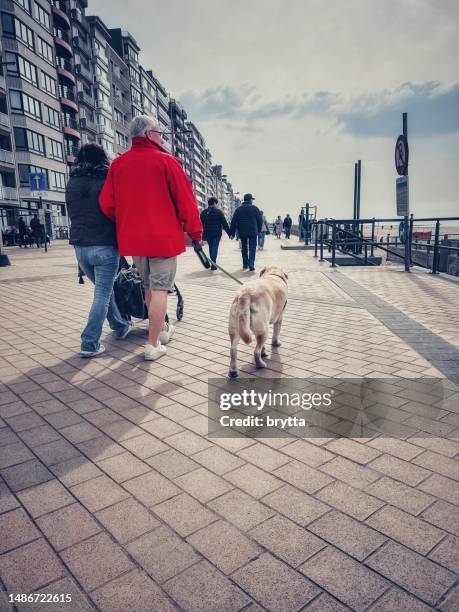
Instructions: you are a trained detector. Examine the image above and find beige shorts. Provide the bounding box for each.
[133,256,177,291]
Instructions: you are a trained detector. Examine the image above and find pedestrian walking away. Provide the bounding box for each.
[30,214,42,248]
[229,193,262,271]
[274,215,283,239]
[200,197,230,269]
[66,143,132,358]
[100,115,202,362]
[283,213,292,239]
[258,210,270,250]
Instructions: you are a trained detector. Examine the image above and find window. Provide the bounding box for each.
[48,138,63,160]
[44,105,61,129]
[114,108,125,125]
[18,164,48,186]
[36,36,53,64]
[131,87,141,105]
[5,53,38,86]
[1,14,34,49]
[14,0,31,12]
[10,90,41,121]
[42,72,57,96]
[34,2,50,31]
[129,67,139,85]
[49,170,66,191]
[14,127,45,155]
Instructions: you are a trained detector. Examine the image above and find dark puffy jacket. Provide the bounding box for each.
[283,216,292,229]
[230,203,262,238]
[66,166,117,247]
[200,206,230,240]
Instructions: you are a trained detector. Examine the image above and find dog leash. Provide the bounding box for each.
[193,243,243,285]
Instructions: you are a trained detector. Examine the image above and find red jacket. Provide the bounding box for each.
[99,137,202,257]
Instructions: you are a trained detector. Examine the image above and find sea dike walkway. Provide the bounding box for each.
[0,237,458,611]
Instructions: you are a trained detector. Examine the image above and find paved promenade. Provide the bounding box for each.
[0,237,458,611]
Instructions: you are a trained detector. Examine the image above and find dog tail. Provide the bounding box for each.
[238,294,252,344]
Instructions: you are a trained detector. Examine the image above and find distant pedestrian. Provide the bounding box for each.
[18,217,27,248]
[274,215,283,239]
[257,210,270,250]
[30,214,41,248]
[66,143,132,358]
[230,193,262,271]
[283,214,292,239]
[200,197,230,270]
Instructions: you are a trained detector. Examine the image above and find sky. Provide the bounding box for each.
[90,0,459,221]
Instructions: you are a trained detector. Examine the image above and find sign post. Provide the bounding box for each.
[29,172,48,253]
[395,113,410,271]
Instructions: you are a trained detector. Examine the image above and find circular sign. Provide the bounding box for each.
[395,135,409,176]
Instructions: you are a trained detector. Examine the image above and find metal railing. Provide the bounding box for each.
[314,216,459,276]
[0,149,14,164]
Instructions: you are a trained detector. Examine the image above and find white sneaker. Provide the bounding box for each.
[145,343,166,361]
[118,321,133,340]
[159,323,175,345]
[80,344,106,358]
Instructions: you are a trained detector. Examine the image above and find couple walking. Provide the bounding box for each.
[66,116,202,361]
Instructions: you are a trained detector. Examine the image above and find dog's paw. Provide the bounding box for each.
[271,340,281,347]
[228,370,239,379]
[261,348,268,358]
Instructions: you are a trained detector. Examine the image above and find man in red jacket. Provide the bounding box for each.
[100,115,202,361]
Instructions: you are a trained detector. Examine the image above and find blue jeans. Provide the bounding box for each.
[258,232,265,248]
[74,245,129,352]
[240,236,257,268]
[207,235,221,265]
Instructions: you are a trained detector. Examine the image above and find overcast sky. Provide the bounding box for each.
[90,0,459,220]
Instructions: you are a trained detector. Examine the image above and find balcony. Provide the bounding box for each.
[54,29,73,58]
[65,143,79,163]
[0,112,11,131]
[50,1,71,30]
[70,7,88,30]
[0,149,14,165]
[92,46,109,66]
[97,124,114,139]
[74,62,92,82]
[95,98,112,114]
[0,186,18,200]
[72,36,91,56]
[59,86,78,112]
[56,58,76,86]
[79,117,97,132]
[94,74,110,91]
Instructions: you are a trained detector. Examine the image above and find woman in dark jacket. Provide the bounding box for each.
[66,144,131,357]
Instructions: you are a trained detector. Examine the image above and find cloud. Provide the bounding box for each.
[181,81,459,138]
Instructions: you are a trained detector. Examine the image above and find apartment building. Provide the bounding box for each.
[186,121,206,210]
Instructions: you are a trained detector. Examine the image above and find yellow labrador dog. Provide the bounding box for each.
[228,266,288,378]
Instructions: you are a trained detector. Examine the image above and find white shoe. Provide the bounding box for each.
[118,321,134,340]
[145,343,166,361]
[159,323,175,345]
[80,344,106,358]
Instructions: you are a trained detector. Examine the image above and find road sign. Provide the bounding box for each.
[396,176,409,216]
[395,135,409,176]
[29,172,48,192]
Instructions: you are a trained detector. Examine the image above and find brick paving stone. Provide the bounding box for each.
[249,514,325,567]
[76,435,125,461]
[366,437,425,461]
[154,492,217,536]
[174,467,233,502]
[315,480,384,521]
[17,479,74,518]
[0,428,20,448]
[91,569,176,612]
[1,459,53,492]
[36,503,101,551]
[418,473,459,506]
[325,438,381,465]
[237,442,291,471]
[368,588,433,612]
[305,593,350,611]
[120,432,168,458]
[428,535,459,574]
[60,532,134,591]
[0,480,19,514]
[4,412,46,432]
[300,546,389,611]
[187,520,262,574]
[262,484,329,526]
[16,576,95,612]
[366,541,456,606]
[50,456,103,487]
[368,454,431,486]
[141,417,184,439]
[408,436,459,458]
[96,452,150,483]
[319,455,380,489]
[413,451,459,481]
[33,439,82,466]
[366,505,445,555]
[0,508,40,553]
[208,489,275,531]
[44,409,83,429]
[17,425,61,448]
[123,470,179,506]
[0,442,33,469]
[280,439,335,467]
[0,402,31,419]
[192,445,245,475]
[0,539,65,593]
[439,583,459,612]
[95,498,159,544]
[274,460,334,493]
[164,429,213,454]
[224,463,283,498]
[232,552,320,611]
[59,422,102,444]
[127,525,200,583]
[146,448,200,478]
[421,500,459,536]
[365,476,435,515]
[309,510,387,560]
[164,560,250,612]
[70,475,129,512]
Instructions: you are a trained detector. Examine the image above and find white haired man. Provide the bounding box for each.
[100,115,202,360]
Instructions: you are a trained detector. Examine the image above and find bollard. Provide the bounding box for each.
[320,222,324,261]
[432,220,440,274]
[314,222,318,257]
[331,223,337,267]
[404,214,410,272]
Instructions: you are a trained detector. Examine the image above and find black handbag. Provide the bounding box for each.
[114,267,148,320]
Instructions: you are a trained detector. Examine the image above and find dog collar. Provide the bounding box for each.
[268,273,288,285]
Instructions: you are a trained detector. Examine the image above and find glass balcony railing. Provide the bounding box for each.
[0,149,14,164]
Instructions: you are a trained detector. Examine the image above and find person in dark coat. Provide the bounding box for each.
[18,217,27,248]
[66,143,131,358]
[230,193,262,271]
[30,214,42,248]
[283,214,292,239]
[200,197,230,270]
